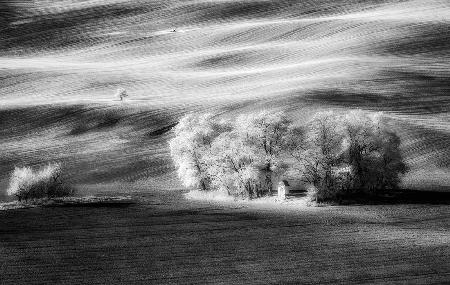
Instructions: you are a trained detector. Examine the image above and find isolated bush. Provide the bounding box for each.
[7,163,74,201]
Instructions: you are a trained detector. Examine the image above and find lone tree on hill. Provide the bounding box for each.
[116,88,129,101]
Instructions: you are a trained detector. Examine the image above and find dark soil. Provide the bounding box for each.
[1,189,449,284]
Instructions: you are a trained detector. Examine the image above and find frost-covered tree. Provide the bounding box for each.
[234,110,292,195]
[169,113,227,191]
[292,111,348,201]
[170,110,292,198]
[207,131,262,198]
[343,110,408,194]
[169,109,408,203]
[295,110,408,202]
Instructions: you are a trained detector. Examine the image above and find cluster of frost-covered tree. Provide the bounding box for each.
[292,110,408,202]
[170,109,408,202]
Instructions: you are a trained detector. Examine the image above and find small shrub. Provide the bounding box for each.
[7,163,74,201]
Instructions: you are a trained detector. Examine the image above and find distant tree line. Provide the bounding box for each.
[169,110,408,203]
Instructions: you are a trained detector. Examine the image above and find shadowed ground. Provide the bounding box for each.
[1,189,449,284]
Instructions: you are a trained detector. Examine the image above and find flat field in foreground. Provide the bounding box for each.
[1,189,449,284]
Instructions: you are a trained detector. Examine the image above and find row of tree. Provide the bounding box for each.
[169,109,408,202]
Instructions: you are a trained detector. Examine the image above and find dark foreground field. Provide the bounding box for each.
[1,188,449,284]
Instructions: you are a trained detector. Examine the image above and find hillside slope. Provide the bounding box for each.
[0,0,449,190]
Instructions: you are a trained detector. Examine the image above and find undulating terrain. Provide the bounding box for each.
[0,0,449,284]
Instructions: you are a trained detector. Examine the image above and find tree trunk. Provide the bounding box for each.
[264,163,272,196]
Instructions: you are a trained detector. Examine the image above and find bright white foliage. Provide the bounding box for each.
[296,111,348,200]
[299,109,407,202]
[234,110,291,194]
[208,131,261,197]
[170,109,407,202]
[305,111,347,164]
[343,110,407,192]
[170,110,292,198]
[169,113,226,190]
[7,163,65,199]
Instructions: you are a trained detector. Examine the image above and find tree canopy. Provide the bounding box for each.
[169,109,408,202]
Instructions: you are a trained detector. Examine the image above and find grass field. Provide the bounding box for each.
[1,188,449,284]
